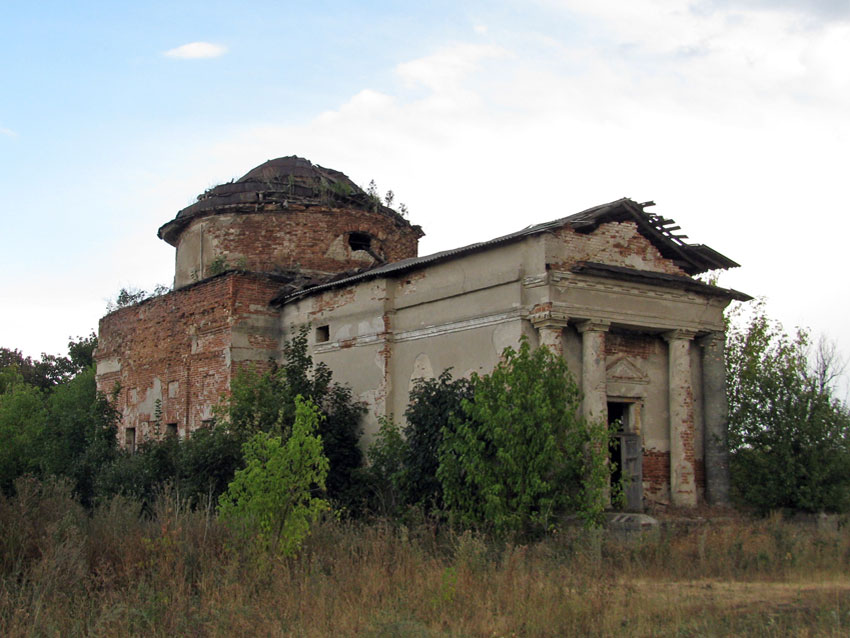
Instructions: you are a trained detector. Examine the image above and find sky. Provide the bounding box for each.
[1,0,848,393]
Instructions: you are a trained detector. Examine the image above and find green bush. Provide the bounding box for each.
[402,370,473,510]
[437,338,613,536]
[96,425,243,507]
[0,378,46,494]
[221,325,365,506]
[218,395,330,555]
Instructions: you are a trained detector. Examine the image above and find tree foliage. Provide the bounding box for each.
[0,333,97,391]
[0,334,117,501]
[105,285,170,313]
[218,396,330,555]
[401,371,474,510]
[41,367,119,506]
[362,371,474,516]
[220,326,365,504]
[727,302,850,513]
[0,380,47,494]
[437,338,612,536]
[95,426,245,508]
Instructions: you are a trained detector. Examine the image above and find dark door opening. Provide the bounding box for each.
[608,402,626,488]
[607,401,643,512]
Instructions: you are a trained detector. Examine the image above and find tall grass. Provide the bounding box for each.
[2,477,849,637]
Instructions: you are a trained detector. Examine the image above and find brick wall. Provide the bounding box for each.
[96,272,281,445]
[605,333,659,359]
[178,205,420,286]
[552,222,687,276]
[643,449,670,497]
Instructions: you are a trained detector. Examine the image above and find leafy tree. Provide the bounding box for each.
[362,371,473,516]
[0,335,108,498]
[0,378,46,494]
[218,396,330,555]
[437,338,612,536]
[66,333,98,371]
[0,333,97,391]
[727,302,850,513]
[41,366,118,506]
[362,416,407,516]
[400,370,473,510]
[221,326,365,504]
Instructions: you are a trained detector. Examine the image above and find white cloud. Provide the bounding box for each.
[163,41,227,59]
[0,127,16,137]
[396,43,507,93]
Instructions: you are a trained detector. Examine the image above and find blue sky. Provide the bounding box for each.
[2,0,849,394]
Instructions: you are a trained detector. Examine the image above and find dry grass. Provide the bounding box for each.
[2,478,849,637]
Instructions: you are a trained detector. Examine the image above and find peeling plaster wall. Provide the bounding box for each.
[280,240,533,444]
[281,228,727,508]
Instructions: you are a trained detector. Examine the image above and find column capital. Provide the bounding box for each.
[529,308,569,329]
[698,331,726,348]
[576,319,611,334]
[662,328,698,343]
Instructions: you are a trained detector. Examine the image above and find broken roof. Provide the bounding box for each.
[158,156,420,246]
[273,198,744,305]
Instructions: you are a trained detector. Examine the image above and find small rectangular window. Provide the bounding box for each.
[316,325,330,343]
[166,423,178,437]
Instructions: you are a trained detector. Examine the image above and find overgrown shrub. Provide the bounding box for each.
[402,370,473,510]
[96,425,243,507]
[218,396,330,555]
[438,338,613,536]
[220,325,365,506]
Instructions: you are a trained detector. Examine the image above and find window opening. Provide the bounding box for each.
[316,325,330,343]
[166,423,178,437]
[348,232,371,252]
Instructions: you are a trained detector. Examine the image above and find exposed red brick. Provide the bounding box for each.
[605,333,658,358]
[96,272,280,445]
[186,207,419,278]
[643,449,670,495]
[551,222,687,276]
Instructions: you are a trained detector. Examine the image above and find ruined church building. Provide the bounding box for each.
[96,156,749,510]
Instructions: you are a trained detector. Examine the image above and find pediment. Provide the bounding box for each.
[606,356,649,385]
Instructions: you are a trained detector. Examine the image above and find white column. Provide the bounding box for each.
[664,329,697,507]
[700,331,730,506]
[530,307,569,356]
[576,320,610,423]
